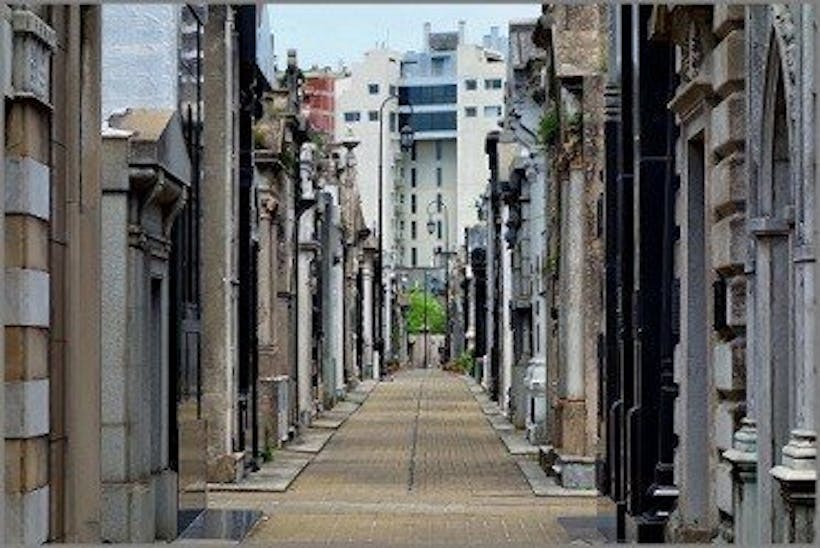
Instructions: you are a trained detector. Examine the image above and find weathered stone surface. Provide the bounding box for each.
[5,101,50,163]
[713,338,746,392]
[5,156,50,220]
[4,215,48,270]
[101,424,127,482]
[5,379,49,437]
[711,152,745,219]
[712,30,745,99]
[715,401,742,451]
[4,485,49,545]
[4,436,48,492]
[4,267,49,327]
[726,275,746,330]
[711,92,745,159]
[712,5,745,40]
[4,326,48,381]
[715,461,733,514]
[711,213,745,273]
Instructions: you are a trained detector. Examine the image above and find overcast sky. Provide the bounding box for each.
[268,3,540,70]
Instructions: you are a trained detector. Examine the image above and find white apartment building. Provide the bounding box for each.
[335,22,506,271]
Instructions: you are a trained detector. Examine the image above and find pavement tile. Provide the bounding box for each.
[207,369,603,546]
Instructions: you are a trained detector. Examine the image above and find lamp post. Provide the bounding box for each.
[376,91,413,379]
[427,197,452,363]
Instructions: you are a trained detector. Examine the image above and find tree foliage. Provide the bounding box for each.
[405,289,446,334]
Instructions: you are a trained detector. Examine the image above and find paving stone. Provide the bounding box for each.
[208,369,600,546]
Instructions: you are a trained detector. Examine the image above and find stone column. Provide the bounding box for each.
[559,168,587,448]
[296,143,318,426]
[201,5,241,481]
[0,4,8,538]
[61,6,103,541]
[361,256,375,379]
[4,9,55,544]
[330,202,345,398]
[500,205,514,413]
[483,208,494,391]
[770,430,816,543]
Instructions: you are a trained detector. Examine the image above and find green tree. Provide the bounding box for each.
[405,289,446,334]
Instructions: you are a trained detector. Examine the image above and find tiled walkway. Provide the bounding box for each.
[210,369,601,546]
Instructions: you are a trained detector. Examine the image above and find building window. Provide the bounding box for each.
[431,56,446,76]
[398,111,457,132]
[437,220,442,240]
[389,85,396,96]
[436,193,442,212]
[484,78,502,90]
[411,194,417,214]
[411,221,417,239]
[389,112,397,131]
[368,110,379,122]
[344,111,361,122]
[411,247,418,266]
[465,79,477,90]
[465,106,477,117]
[399,85,457,106]
[436,167,442,187]
[435,141,442,160]
[411,142,417,161]
[483,105,502,118]
[411,168,417,188]
[368,83,379,94]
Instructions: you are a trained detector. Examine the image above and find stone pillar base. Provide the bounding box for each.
[723,417,759,546]
[207,451,246,483]
[554,454,596,489]
[771,429,816,544]
[555,398,587,455]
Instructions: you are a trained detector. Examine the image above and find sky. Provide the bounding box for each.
[268,3,540,70]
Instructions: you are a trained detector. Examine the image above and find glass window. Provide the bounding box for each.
[411,194,417,214]
[411,247,418,266]
[436,167,442,187]
[389,112,397,132]
[431,56,446,76]
[435,141,442,160]
[411,168,417,188]
[411,221,417,239]
[398,85,457,106]
[343,111,361,122]
[368,110,379,121]
[437,220,442,240]
[399,111,457,132]
[484,78,502,90]
[465,79,477,90]
[389,85,397,96]
[465,107,477,117]
[368,83,379,94]
[411,142,417,161]
[483,105,502,118]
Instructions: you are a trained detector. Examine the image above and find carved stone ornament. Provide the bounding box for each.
[771,5,797,90]
[10,8,55,105]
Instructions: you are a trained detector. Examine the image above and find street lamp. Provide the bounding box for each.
[427,197,452,363]
[376,93,414,378]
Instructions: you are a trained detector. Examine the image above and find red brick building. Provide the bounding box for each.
[303,70,338,138]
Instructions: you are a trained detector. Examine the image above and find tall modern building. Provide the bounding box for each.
[336,22,505,271]
[335,22,506,361]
